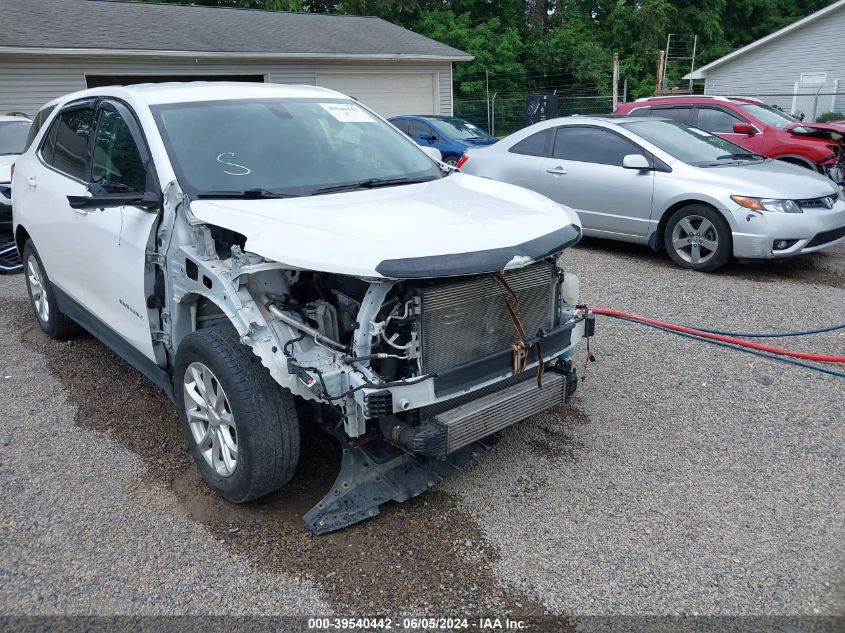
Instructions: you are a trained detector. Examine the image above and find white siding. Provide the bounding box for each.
[0,54,453,117]
[704,6,845,117]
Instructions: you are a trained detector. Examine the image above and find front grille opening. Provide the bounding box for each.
[807,225,845,248]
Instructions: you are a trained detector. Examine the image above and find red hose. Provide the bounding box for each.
[590,307,845,364]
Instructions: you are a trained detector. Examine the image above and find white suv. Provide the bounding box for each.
[13,83,592,533]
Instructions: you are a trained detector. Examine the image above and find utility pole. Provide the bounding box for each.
[486,69,491,132]
[612,53,620,110]
[656,50,665,95]
[491,92,498,137]
[623,78,628,104]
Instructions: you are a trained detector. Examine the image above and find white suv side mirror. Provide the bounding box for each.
[420,146,442,162]
[622,154,651,170]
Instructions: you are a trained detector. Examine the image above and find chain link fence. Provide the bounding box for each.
[454,95,615,138]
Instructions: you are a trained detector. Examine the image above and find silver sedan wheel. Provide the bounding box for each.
[671,215,719,265]
[27,255,49,323]
[183,362,238,477]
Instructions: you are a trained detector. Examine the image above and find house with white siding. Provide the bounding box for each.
[1,0,471,118]
[686,0,845,121]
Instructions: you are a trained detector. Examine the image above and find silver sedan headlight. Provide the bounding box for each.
[731,196,803,214]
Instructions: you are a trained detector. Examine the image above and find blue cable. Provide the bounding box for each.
[609,316,845,379]
[686,323,845,338]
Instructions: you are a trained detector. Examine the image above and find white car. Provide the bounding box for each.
[1,113,32,272]
[12,83,592,533]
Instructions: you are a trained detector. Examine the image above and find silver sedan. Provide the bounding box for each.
[459,116,845,271]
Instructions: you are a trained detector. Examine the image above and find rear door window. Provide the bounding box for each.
[41,105,95,181]
[392,118,409,134]
[553,126,643,166]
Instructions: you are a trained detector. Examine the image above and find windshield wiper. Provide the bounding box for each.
[310,176,434,196]
[716,152,767,161]
[195,188,299,200]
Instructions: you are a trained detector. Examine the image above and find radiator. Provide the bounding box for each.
[418,261,557,374]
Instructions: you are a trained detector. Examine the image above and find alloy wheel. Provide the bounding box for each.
[671,215,719,265]
[27,255,49,323]
[183,362,239,477]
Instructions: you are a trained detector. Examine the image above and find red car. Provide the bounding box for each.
[615,96,845,185]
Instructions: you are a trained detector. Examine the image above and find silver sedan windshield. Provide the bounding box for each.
[620,120,760,165]
[152,98,441,197]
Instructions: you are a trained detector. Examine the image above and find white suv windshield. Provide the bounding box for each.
[621,120,763,165]
[0,120,31,156]
[152,98,441,197]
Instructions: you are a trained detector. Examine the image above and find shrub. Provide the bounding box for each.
[816,111,844,123]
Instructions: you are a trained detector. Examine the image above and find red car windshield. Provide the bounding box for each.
[739,103,799,129]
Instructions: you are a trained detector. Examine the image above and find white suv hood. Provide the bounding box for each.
[189,173,581,278]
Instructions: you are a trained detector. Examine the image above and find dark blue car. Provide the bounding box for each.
[389,115,497,166]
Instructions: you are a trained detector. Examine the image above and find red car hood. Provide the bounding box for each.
[786,122,845,143]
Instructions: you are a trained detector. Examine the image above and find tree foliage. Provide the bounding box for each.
[143,0,832,100]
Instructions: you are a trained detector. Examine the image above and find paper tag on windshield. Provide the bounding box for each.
[319,103,375,123]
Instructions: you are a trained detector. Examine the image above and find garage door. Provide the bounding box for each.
[316,73,437,118]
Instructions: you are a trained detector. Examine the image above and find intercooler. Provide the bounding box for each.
[418,261,558,374]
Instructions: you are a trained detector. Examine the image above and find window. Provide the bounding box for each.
[629,107,692,123]
[41,106,95,180]
[696,108,741,134]
[152,98,440,198]
[92,107,147,192]
[552,127,643,166]
[392,118,409,134]
[739,103,797,129]
[407,119,433,138]
[509,129,551,156]
[620,120,759,164]
[0,120,32,156]
[23,105,56,153]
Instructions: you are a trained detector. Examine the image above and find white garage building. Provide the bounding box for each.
[1,0,472,118]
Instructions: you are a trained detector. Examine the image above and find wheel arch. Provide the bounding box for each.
[14,224,30,256]
[775,155,818,171]
[650,199,727,250]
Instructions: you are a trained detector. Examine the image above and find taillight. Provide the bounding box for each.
[456,154,469,169]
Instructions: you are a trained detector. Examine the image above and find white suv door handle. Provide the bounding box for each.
[546,166,567,175]
[27,176,37,188]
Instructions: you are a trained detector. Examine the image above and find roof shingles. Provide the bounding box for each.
[1,0,471,60]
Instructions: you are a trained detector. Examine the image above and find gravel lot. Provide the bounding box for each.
[1,239,842,622]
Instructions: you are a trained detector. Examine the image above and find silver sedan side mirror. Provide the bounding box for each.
[622,154,651,170]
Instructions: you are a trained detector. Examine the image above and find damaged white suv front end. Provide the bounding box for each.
[13,83,592,533]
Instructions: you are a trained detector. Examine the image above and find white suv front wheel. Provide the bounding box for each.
[174,326,300,503]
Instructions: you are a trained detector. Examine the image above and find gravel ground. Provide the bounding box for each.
[1,240,843,622]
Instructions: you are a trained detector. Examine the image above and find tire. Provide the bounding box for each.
[443,156,459,167]
[22,240,82,338]
[174,325,300,503]
[663,204,733,272]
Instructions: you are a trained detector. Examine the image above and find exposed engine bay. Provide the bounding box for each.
[156,188,591,532]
